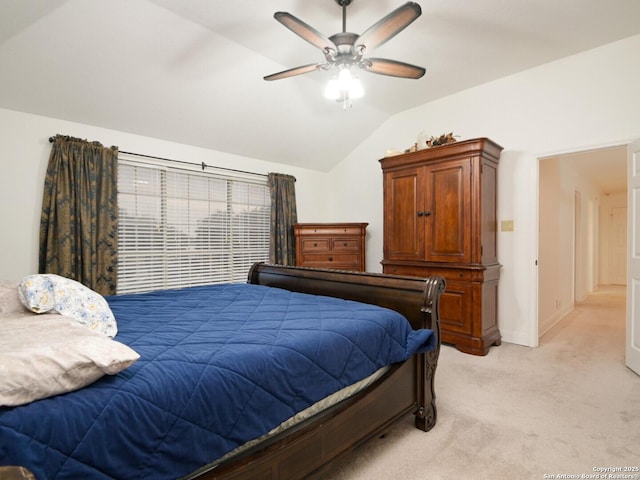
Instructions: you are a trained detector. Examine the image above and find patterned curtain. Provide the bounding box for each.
[39,135,119,295]
[268,173,297,265]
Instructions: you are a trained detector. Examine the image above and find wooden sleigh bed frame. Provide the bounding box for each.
[189,263,446,480]
[1,263,444,480]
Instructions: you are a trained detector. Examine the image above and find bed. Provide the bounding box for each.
[0,263,445,480]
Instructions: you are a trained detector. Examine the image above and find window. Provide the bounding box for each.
[117,159,270,294]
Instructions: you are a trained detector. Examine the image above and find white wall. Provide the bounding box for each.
[327,34,640,348]
[538,159,573,334]
[0,108,331,280]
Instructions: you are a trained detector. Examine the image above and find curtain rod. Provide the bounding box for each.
[49,136,268,178]
[119,150,269,178]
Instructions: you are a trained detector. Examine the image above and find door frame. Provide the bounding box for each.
[536,139,630,346]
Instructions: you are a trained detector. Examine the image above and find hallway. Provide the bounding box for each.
[540,284,627,362]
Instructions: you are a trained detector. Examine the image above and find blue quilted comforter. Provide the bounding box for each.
[0,283,435,479]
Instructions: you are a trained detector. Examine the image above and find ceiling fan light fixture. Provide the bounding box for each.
[349,77,364,99]
[337,67,353,90]
[324,78,341,100]
[324,66,364,104]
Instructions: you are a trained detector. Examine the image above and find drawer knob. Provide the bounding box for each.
[328,256,333,261]
[314,243,318,247]
[417,211,431,217]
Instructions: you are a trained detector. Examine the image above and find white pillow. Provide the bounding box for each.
[0,280,27,315]
[18,274,117,337]
[0,312,139,407]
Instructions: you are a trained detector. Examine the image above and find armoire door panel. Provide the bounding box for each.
[426,159,471,262]
[383,168,425,260]
[438,282,473,334]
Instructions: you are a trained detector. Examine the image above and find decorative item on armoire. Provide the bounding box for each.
[413,131,459,152]
[380,137,502,355]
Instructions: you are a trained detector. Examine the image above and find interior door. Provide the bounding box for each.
[627,138,640,376]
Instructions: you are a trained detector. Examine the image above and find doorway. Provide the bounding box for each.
[538,145,627,339]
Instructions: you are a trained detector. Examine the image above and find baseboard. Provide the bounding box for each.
[538,304,575,338]
[500,329,536,347]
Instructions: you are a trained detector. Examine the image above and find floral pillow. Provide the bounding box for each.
[17,275,55,313]
[18,274,117,337]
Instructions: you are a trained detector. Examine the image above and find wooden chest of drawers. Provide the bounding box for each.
[294,223,367,272]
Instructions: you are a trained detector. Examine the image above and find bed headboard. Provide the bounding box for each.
[247,263,445,333]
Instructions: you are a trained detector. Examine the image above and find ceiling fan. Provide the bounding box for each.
[264,0,425,105]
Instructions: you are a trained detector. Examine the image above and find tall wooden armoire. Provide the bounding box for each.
[380,138,502,355]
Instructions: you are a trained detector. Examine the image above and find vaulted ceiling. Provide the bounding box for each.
[1,0,639,174]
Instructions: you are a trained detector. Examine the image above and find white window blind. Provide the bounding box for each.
[117,161,270,294]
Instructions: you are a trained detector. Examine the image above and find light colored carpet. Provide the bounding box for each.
[317,286,640,479]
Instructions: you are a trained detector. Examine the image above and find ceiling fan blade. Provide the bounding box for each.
[264,63,324,81]
[274,12,336,53]
[355,2,422,53]
[362,58,425,79]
